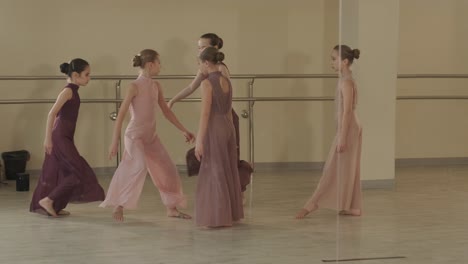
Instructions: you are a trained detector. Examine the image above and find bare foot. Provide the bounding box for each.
[339,209,361,216]
[57,210,70,216]
[295,209,311,219]
[112,206,124,222]
[39,197,58,217]
[167,208,192,220]
[295,204,318,219]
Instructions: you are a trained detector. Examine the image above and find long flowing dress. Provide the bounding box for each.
[195,71,244,227]
[30,83,105,215]
[303,77,362,212]
[99,75,186,210]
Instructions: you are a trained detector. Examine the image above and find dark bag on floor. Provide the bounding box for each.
[185,147,254,179]
[238,160,253,192]
[186,147,200,177]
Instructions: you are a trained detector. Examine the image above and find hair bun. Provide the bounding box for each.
[60,63,70,74]
[353,49,361,59]
[132,54,142,67]
[215,52,225,63]
[217,37,224,49]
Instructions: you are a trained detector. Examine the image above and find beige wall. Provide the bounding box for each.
[0,0,339,170]
[340,0,399,182]
[1,0,467,171]
[397,0,468,158]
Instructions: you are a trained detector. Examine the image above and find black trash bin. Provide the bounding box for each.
[1,150,30,180]
[16,172,29,192]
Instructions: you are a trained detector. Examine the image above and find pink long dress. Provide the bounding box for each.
[304,76,363,212]
[100,75,186,210]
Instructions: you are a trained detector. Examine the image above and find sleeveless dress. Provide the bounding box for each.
[195,71,244,227]
[30,83,105,214]
[303,77,363,212]
[100,75,186,210]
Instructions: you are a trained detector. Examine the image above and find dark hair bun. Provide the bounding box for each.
[217,38,224,49]
[353,49,361,59]
[60,63,70,74]
[132,55,142,67]
[215,52,225,62]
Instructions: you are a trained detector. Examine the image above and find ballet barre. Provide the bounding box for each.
[2,73,468,81]
[0,74,337,81]
[1,73,468,169]
[2,95,468,104]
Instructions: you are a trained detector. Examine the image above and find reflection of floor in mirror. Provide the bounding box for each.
[1,165,466,264]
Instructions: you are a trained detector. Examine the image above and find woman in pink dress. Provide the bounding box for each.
[99,49,195,222]
[194,47,244,227]
[296,45,363,219]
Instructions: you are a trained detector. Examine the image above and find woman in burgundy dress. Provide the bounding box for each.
[30,58,105,217]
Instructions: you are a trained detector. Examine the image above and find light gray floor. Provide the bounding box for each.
[0,165,467,264]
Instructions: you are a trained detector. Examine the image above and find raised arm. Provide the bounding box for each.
[194,79,212,161]
[44,88,73,154]
[108,83,138,159]
[168,70,207,108]
[218,63,230,79]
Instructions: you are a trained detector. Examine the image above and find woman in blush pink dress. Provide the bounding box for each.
[296,45,363,219]
[100,49,195,222]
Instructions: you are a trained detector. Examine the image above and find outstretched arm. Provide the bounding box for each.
[168,70,206,108]
[219,63,230,79]
[157,81,195,143]
[108,83,138,159]
[44,88,73,154]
